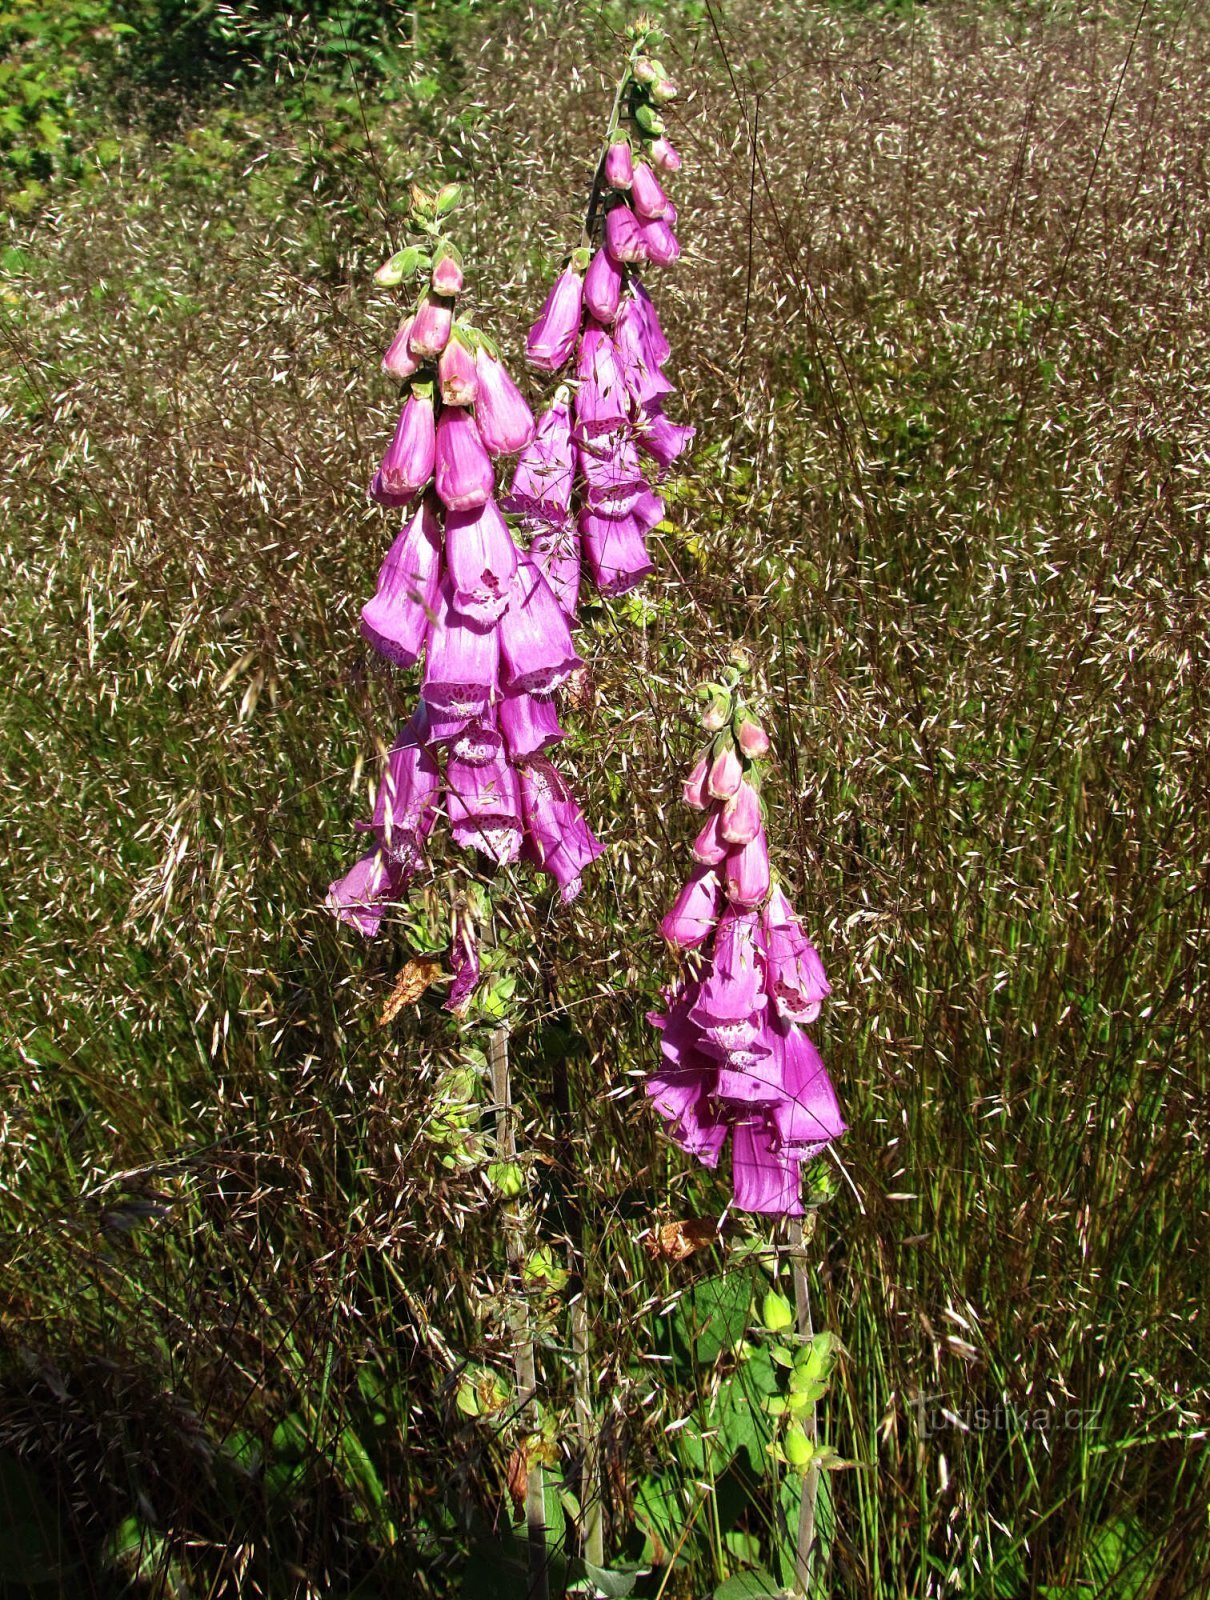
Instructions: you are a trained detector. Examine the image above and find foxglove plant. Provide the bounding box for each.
[505,19,693,610]
[326,183,603,978]
[647,663,846,1214]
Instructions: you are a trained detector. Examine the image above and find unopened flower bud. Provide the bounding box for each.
[633,55,659,85]
[604,137,634,189]
[410,184,434,215]
[649,136,683,173]
[707,741,743,800]
[382,313,420,380]
[682,753,709,808]
[651,77,678,104]
[699,686,731,732]
[375,245,422,287]
[438,329,478,406]
[409,291,454,359]
[634,103,665,136]
[737,718,770,759]
[431,241,464,296]
[435,181,462,215]
[762,1289,795,1333]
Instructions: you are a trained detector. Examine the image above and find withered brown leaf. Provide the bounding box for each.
[643,1216,724,1262]
[378,957,443,1025]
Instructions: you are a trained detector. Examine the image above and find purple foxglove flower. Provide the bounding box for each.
[360,494,442,666]
[720,779,762,846]
[578,507,654,597]
[434,406,494,511]
[409,291,454,359]
[732,1115,803,1216]
[446,746,522,864]
[633,488,666,531]
[604,203,649,265]
[630,161,670,220]
[422,577,499,719]
[448,715,503,765]
[499,688,564,761]
[474,347,536,456]
[371,387,436,505]
[604,137,634,189]
[444,919,480,1013]
[577,432,646,516]
[660,866,722,949]
[648,983,704,1071]
[632,281,671,365]
[574,326,632,437]
[584,247,624,325]
[770,1022,845,1158]
[760,884,831,1023]
[613,299,676,408]
[504,396,575,522]
[499,554,581,694]
[636,402,695,471]
[646,1067,728,1166]
[736,718,770,759]
[372,714,441,865]
[692,806,730,865]
[445,497,518,627]
[640,216,681,266]
[327,849,407,939]
[438,331,479,406]
[526,266,584,372]
[707,744,743,800]
[650,136,682,173]
[431,242,464,297]
[683,754,709,809]
[725,828,772,910]
[518,758,604,903]
[528,521,581,619]
[715,1040,784,1106]
[689,908,767,1049]
[383,314,420,380]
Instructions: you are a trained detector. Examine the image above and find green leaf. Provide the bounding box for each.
[712,1570,781,1599]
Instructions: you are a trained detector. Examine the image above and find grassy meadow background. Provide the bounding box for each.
[1,0,1208,1594]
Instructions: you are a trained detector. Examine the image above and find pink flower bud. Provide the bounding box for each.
[639,216,680,266]
[651,77,678,105]
[605,204,649,265]
[585,247,624,325]
[371,386,435,505]
[604,137,634,188]
[682,754,709,809]
[474,347,535,456]
[526,267,584,372]
[382,314,421,380]
[408,292,454,359]
[630,162,669,220]
[719,779,761,845]
[692,807,729,865]
[438,331,478,406]
[707,744,743,800]
[736,718,770,758]
[649,136,682,173]
[431,242,464,296]
[434,407,494,511]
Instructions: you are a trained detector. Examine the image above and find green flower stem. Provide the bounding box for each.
[789,1215,820,1596]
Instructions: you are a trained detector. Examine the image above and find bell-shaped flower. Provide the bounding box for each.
[719,780,762,846]
[692,806,730,865]
[499,554,581,695]
[689,909,767,1051]
[371,712,441,868]
[438,330,478,406]
[360,494,442,667]
[614,299,675,408]
[660,866,722,949]
[446,713,503,766]
[707,743,743,800]
[445,498,518,627]
[474,346,536,456]
[640,216,680,266]
[647,1067,728,1166]
[504,395,575,523]
[630,161,670,220]
[431,241,464,297]
[526,266,584,372]
[650,136,682,173]
[574,326,632,437]
[635,402,695,471]
[604,137,634,188]
[327,849,408,940]
[584,247,624,325]
[682,753,709,809]
[724,828,772,909]
[434,406,494,511]
[760,884,831,1023]
[409,291,454,359]
[518,758,604,903]
[770,1022,845,1158]
[371,386,436,505]
[578,507,654,596]
[577,431,646,516]
[499,688,564,761]
[632,281,671,365]
[732,1115,803,1216]
[421,577,499,720]
[383,313,420,380]
[604,203,649,265]
[446,746,522,864]
[736,718,770,758]
[528,521,581,620]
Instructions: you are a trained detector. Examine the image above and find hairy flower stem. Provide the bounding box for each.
[571,1292,605,1567]
[489,1022,549,1600]
[789,1215,819,1596]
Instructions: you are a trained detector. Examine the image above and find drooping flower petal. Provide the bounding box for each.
[724,829,772,910]
[574,326,632,437]
[769,1021,845,1158]
[446,746,522,864]
[660,866,723,949]
[760,884,831,1023]
[409,291,454,359]
[518,758,604,902]
[499,688,564,761]
[630,161,670,220]
[604,204,648,265]
[327,849,407,939]
[372,713,441,866]
[421,577,499,720]
[528,520,581,619]
[383,314,420,380]
[732,1115,803,1216]
[578,507,654,597]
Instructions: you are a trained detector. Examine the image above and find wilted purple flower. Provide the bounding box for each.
[372,713,441,866]
[372,387,436,505]
[635,403,695,471]
[584,247,624,325]
[434,406,494,511]
[604,203,649,265]
[327,849,407,939]
[639,216,680,266]
[630,161,669,220]
[499,554,581,695]
[527,266,584,372]
[660,866,723,949]
[650,136,682,173]
[578,507,654,596]
[770,1022,845,1158]
[528,521,581,619]
[647,1065,729,1165]
[724,828,772,910]
[360,494,442,667]
[445,498,518,627]
[421,577,499,719]
[518,758,604,903]
[761,884,831,1023]
[499,688,564,761]
[474,347,536,456]
[604,138,634,189]
[575,326,632,437]
[731,1116,803,1216]
[383,314,421,380]
[409,291,454,359]
[446,747,522,864]
[504,395,575,523]
[431,242,464,297]
[438,331,479,406]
